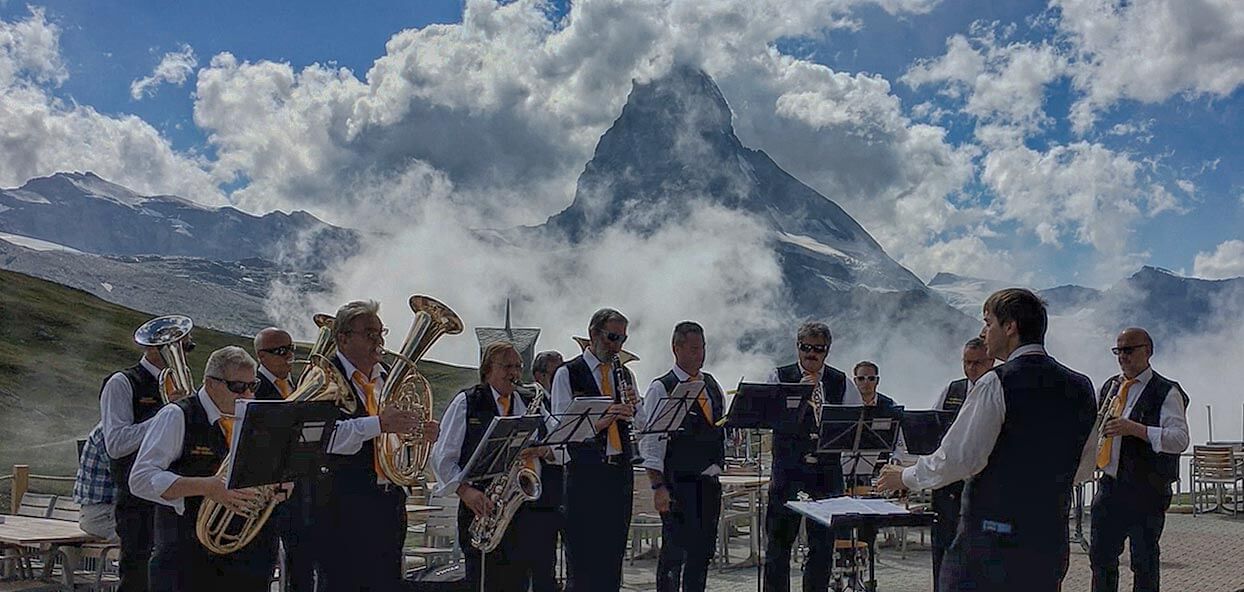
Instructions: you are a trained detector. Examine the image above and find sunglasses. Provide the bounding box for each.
[854,375,879,382]
[259,345,296,357]
[798,343,828,354]
[604,331,628,344]
[207,376,260,394]
[1111,345,1147,356]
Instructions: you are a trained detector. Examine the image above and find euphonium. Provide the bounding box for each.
[194,321,356,555]
[375,295,463,486]
[294,313,338,388]
[468,381,544,553]
[134,315,195,404]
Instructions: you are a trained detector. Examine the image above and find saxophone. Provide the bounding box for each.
[467,382,545,553]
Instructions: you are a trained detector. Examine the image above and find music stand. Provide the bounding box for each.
[899,409,956,455]
[719,381,814,592]
[640,380,704,436]
[543,397,613,448]
[225,400,339,489]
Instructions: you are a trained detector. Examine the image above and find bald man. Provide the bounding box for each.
[253,328,296,402]
[1090,328,1189,592]
[252,327,314,591]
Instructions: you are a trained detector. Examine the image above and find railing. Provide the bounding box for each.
[2,464,76,514]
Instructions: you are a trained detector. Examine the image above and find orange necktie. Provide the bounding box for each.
[688,373,713,424]
[1096,378,1139,469]
[219,417,235,450]
[276,377,292,399]
[498,392,513,416]
[352,370,385,478]
[599,362,623,453]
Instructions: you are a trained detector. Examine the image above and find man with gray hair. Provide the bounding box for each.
[763,321,863,592]
[929,336,995,590]
[314,299,432,592]
[130,346,281,591]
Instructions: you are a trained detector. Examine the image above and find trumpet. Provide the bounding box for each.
[1093,379,1124,455]
[133,315,195,404]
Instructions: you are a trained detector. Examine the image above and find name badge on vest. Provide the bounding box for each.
[468,418,483,425]
[190,445,215,457]
[138,397,159,404]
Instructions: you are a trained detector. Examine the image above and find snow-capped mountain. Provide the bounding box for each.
[518,66,978,352]
[0,172,357,268]
[926,272,1011,315]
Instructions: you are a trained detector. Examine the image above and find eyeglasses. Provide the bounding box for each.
[1111,345,1147,356]
[346,328,389,341]
[854,375,879,382]
[605,331,627,344]
[259,345,296,357]
[798,343,828,354]
[207,376,260,394]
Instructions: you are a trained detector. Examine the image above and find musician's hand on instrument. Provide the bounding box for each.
[607,403,635,421]
[204,478,263,514]
[519,446,548,462]
[653,486,672,514]
[273,482,295,503]
[421,419,441,443]
[1102,418,1145,439]
[874,464,907,494]
[379,407,420,434]
[457,485,493,518]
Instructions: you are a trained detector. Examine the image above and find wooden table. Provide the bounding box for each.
[718,475,770,568]
[0,515,99,590]
[406,504,439,517]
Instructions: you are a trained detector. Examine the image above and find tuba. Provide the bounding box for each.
[195,317,356,555]
[469,380,545,553]
[375,295,463,486]
[134,315,195,404]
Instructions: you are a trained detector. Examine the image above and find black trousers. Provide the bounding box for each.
[458,500,531,592]
[763,464,842,592]
[939,524,1068,592]
[525,461,565,592]
[564,460,633,592]
[931,481,964,592]
[317,484,408,592]
[656,475,722,592]
[1090,476,1169,592]
[149,528,276,592]
[115,496,155,592]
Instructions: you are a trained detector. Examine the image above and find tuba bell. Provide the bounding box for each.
[194,316,357,555]
[134,315,195,404]
[375,295,463,486]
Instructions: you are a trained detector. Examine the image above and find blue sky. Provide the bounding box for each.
[1,0,1241,287]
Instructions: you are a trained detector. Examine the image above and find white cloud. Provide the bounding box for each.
[1193,239,1244,279]
[0,9,223,203]
[130,44,198,100]
[1055,0,1244,133]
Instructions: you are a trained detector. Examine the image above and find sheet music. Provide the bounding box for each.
[786,496,910,528]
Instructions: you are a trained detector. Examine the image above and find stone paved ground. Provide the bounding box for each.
[616,513,1244,591]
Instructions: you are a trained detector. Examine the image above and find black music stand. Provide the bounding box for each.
[225,400,339,489]
[720,381,814,592]
[899,409,956,455]
[640,380,704,436]
[543,397,613,448]
[459,415,545,592]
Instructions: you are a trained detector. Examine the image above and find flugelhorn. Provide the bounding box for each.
[134,315,195,404]
[375,295,463,486]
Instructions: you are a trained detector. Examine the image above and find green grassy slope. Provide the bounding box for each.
[0,268,477,491]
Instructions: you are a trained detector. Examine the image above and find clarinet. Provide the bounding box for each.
[611,353,644,465]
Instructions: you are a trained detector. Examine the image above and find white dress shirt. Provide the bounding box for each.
[550,348,648,457]
[327,352,384,456]
[129,388,227,515]
[1097,367,1190,477]
[431,386,554,495]
[763,362,865,405]
[900,344,1047,491]
[639,365,721,475]
[101,357,163,460]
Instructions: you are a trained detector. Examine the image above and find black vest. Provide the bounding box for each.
[961,354,1096,545]
[942,379,969,418]
[563,354,636,464]
[458,384,503,489]
[254,371,284,402]
[1100,371,1188,492]
[153,396,275,569]
[655,371,726,478]
[103,364,164,501]
[771,364,847,485]
[327,356,387,493]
